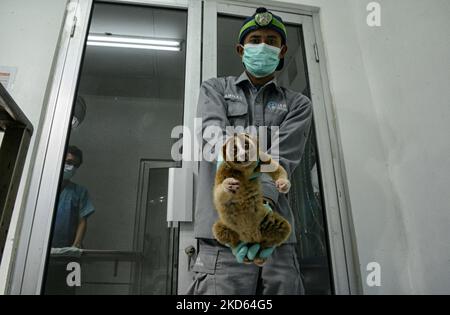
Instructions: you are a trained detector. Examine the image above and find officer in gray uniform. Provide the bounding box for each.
[187,7,313,295]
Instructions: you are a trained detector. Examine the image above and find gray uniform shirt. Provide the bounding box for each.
[195,71,313,243]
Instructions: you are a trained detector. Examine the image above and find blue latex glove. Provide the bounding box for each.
[229,242,260,263]
[229,242,276,263]
[258,246,276,259]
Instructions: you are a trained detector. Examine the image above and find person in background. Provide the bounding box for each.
[52,145,95,248]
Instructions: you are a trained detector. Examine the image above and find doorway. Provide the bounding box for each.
[210,3,332,295]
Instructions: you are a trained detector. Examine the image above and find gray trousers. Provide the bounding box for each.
[186,240,304,295]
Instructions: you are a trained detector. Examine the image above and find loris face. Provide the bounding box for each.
[223,133,259,172]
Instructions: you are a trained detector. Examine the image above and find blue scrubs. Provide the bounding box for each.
[51,181,95,248]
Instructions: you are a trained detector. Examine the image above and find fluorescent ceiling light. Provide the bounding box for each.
[87,41,180,51]
[87,34,181,51]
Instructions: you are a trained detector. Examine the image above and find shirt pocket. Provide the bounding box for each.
[190,250,218,295]
[226,100,248,128]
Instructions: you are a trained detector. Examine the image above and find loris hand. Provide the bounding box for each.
[222,178,240,194]
[276,178,291,194]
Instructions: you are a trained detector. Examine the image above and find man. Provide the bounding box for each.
[188,7,312,295]
[51,145,95,248]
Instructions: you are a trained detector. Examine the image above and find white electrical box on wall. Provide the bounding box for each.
[167,162,194,226]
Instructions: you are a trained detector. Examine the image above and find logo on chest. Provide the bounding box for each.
[267,101,288,113]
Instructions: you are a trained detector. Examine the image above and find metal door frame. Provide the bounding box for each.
[6,0,202,294]
[203,0,361,294]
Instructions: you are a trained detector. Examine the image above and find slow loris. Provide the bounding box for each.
[212,133,292,263]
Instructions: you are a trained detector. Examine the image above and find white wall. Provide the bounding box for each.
[350,0,450,294]
[0,0,67,126]
[0,0,68,293]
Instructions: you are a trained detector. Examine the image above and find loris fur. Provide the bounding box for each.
[212,133,292,260]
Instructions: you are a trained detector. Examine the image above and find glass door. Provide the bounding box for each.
[38,1,191,295]
[132,160,179,295]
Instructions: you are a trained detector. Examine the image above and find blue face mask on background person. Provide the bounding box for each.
[242,43,281,78]
[63,164,77,181]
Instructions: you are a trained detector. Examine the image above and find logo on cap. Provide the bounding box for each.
[255,12,273,27]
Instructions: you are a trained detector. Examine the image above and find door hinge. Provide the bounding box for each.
[70,16,77,38]
[314,43,320,62]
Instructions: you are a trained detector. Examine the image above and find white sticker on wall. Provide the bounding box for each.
[0,66,17,91]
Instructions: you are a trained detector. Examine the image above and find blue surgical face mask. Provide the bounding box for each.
[242,43,281,78]
[63,164,77,180]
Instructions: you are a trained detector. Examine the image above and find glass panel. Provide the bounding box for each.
[217,14,332,295]
[132,162,179,294]
[43,2,187,295]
